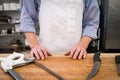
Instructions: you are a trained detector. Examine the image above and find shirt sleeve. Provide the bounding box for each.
[82,0,100,39]
[20,0,39,33]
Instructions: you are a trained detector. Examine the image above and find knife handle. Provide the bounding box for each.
[94,51,101,61]
[115,55,120,65]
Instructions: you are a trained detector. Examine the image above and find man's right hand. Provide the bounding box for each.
[30,45,52,60]
[24,32,52,60]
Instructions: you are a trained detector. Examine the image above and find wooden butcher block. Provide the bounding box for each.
[0,53,120,80]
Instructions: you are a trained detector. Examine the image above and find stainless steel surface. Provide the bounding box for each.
[100,0,120,50]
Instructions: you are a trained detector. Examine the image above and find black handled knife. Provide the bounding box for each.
[85,51,101,80]
[115,55,120,75]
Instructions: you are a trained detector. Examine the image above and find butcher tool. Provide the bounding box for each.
[0,52,65,80]
[0,52,34,80]
[85,51,101,80]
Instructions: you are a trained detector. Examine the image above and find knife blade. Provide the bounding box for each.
[85,51,101,80]
[115,55,120,74]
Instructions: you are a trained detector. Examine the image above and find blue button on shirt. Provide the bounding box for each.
[20,0,100,39]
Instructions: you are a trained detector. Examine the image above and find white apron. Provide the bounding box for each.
[39,0,84,54]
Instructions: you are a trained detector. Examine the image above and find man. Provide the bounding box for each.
[20,0,100,60]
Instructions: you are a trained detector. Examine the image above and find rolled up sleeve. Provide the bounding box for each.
[20,0,39,33]
[82,0,100,39]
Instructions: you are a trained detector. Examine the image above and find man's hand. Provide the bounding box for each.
[65,36,92,60]
[24,32,52,60]
[30,45,51,60]
[65,42,87,59]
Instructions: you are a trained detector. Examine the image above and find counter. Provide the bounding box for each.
[0,53,120,80]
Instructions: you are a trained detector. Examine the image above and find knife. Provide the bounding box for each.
[85,51,101,80]
[115,55,120,74]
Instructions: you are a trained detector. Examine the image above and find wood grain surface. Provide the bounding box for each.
[0,53,120,80]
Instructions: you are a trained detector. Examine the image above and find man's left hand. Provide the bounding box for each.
[65,42,87,59]
[65,36,92,60]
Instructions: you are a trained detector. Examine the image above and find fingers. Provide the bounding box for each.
[30,45,52,60]
[73,49,80,59]
[65,48,87,60]
[46,50,52,56]
[78,50,84,59]
[65,48,76,57]
[30,49,40,59]
[37,48,44,59]
[30,51,34,57]
[69,49,76,58]
[41,47,52,56]
[83,51,87,59]
[42,50,48,58]
[65,50,70,56]
[41,48,52,58]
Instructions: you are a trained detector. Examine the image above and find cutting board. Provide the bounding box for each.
[0,53,120,80]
